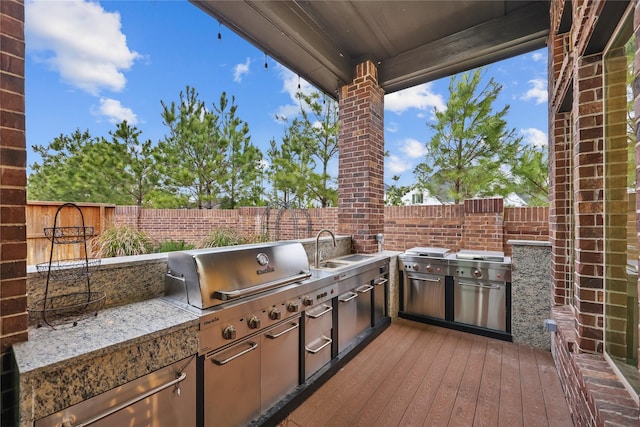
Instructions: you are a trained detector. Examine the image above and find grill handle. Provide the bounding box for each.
[373,278,388,286]
[213,272,311,301]
[265,322,299,339]
[210,341,258,366]
[305,336,332,354]
[406,274,441,283]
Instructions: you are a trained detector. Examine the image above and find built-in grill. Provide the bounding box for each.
[449,249,511,339]
[399,246,512,341]
[164,241,334,427]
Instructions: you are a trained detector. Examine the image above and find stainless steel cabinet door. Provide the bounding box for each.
[261,318,300,412]
[205,338,261,427]
[403,273,445,319]
[454,280,506,331]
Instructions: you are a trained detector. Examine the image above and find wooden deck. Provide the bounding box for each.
[281,320,573,427]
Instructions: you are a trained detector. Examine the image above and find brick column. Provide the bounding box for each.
[1,0,27,425]
[461,198,504,251]
[337,60,384,253]
[572,53,605,354]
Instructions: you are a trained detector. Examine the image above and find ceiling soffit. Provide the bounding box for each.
[191,1,550,98]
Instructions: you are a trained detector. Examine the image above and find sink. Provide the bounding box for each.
[339,254,373,262]
[318,261,348,269]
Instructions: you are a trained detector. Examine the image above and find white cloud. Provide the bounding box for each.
[273,65,316,122]
[386,154,412,174]
[531,52,545,62]
[400,139,428,158]
[26,0,140,96]
[521,78,547,104]
[94,98,137,124]
[521,127,548,147]
[234,58,251,83]
[386,122,399,133]
[385,83,445,114]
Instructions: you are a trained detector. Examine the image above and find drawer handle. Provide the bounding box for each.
[62,370,188,427]
[356,284,374,293]
[307,304,333,318]
[374,278,388,286]
[408,275,441,283]
[458,281,502,290]
[339,292,358,302]
[305,335,332,354]
[265,322,299,339]
[211,341,258,366]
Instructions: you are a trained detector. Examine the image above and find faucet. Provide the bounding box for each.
[315,229,336,268]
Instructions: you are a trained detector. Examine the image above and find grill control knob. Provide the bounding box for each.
[302,296,314,307]
[222,325,236,340]
[412,264,419,272]
[425,264,433,273]
[247,315,261,329]
[473,268,483,278]
[269,308,282,320]
[287,301,299,312]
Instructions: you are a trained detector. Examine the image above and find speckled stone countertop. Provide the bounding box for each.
[13,298,199,426]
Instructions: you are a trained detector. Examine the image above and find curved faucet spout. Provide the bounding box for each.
[315,229,336,268]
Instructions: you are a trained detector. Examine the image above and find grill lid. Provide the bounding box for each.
[455,249,505,262]
[165,241,311,309]
[404,247,452,258]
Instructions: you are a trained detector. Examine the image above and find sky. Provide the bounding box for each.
[24,0,548,188]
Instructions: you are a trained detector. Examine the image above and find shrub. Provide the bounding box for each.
[200,228,250,248]
[93,225,153,257]
[154,239,195,253]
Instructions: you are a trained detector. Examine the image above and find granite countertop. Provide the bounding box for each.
[14,298,198,374]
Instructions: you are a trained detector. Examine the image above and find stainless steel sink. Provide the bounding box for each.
[339,254,373,262]
[318,261,348,269]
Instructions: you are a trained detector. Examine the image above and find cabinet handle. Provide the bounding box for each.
[305,335,332,354]
[306,304,333,318]
[458,281,502,290]
[211,341,258,366]
[339,292,358,302]
[373,278,388,286]
[408,275,440,283]
[62,370,188,427]
[265,322,299,339]
[356,284,374,293]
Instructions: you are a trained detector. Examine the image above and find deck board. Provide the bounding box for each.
[281,320,573,427]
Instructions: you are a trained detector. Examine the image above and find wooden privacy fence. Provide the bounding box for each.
[27,202,115,266]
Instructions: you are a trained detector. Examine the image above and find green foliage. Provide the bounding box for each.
[215,93,265,208]
[157,85,226,209]
[269,92,338,207]
[385,175,411,206]
[93,225,153,257]
[154,239,195,253]
[509,145,549,206]
[415,69,522,204]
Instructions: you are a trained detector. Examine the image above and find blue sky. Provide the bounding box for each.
[24,0,548,188]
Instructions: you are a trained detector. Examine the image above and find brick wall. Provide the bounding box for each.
[0,1,26,425]
[108,200,549,257]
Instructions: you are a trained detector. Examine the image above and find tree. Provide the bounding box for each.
[158,86,226,209]
[274,91,339,207]
[105,121,161,207]
[214,93,264,209]
[266,133,314,208]
[385,175,411,206]
[508,144,549,206]
[28,129,130,203]
[415,69,521,204]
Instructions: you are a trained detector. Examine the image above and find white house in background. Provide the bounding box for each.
[400,188,443,206]
[504,193,527,207]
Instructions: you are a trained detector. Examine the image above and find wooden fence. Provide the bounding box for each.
[27,202,115,266]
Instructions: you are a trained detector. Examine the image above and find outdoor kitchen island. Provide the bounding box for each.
[12,242,394,427]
